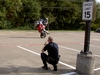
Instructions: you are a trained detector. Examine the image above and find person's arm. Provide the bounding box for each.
[44,41,48,45]
[41,49,45,53]
[41,41,49,53]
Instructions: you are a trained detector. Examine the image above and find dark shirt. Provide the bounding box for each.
[43,19,48,26]
[43,42,59,59]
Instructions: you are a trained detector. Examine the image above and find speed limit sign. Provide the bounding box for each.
[82,2,93,21]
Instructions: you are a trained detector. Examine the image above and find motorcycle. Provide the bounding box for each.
[37,23,47,38]
[35,18,49,38]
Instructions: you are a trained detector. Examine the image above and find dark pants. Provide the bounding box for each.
[41,53,58,69]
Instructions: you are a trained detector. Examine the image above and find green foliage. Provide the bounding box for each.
[0,0,41,29]
[39,0,81,30]
[0,0,100,30]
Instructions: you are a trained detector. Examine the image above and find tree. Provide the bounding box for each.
[39,0,81,30]
[0,0,99,30]
[0,0,41,29]
[1,0,22,29]
[92,3,100,30]
[17,0,41,29]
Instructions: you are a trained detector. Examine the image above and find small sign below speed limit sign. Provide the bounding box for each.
[82,2,93,21]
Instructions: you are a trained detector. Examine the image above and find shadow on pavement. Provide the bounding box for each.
[0,66,75,74]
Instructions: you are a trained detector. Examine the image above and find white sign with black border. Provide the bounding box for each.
[82,2,93,21]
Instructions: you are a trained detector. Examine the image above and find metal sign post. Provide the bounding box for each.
[76,0,95,74]
[84,21,91,53]
[82,0,93,54]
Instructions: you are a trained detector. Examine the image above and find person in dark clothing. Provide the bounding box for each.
[41,36,59,71]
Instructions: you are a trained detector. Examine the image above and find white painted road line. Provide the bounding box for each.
[80,43,100,48]
[17,46,100,71]
[59,45,100,71]
[61,43,100,58]
[60,45,100,58]
[94,68,100,71]
[17,46,40,56]
[90,45,100,48]
[79,43,100,57]
[92,39,100,41]
[59,45,80,52]
[0,34,4,35]
[59,61,75,69]
[17,46,75,69]
[10,31,16,33]
[60,72,76,75]
[94,55,100,58]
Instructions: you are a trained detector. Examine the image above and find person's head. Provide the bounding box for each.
[46,18,48,20]
[47,36,53,42]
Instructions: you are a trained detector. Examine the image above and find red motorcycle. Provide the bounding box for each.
[36,23,46,38]
[35,18,49,38]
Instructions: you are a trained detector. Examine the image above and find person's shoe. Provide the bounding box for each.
[42,66,48,70]
[53,65,57,71]
[53,68,57,71]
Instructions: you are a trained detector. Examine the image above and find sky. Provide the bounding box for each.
[96,0,100,3]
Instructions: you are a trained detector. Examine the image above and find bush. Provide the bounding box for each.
[14,24,33,30]
[91,23,99,30]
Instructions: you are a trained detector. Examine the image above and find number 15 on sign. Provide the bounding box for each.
[82,2,93,21]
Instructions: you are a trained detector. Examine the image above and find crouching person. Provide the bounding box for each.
[41,36,60,71]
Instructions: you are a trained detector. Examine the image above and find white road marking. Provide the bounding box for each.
[27,32,33,33]
[59,45,80,52]
[10,31,16,33]
[59,44,100,58]
[22,34,26,35]
[94,55,100,58]
[60,72,76,75]
[17,46,75,69]
[17,46,100,71]
[92,39,100,41]
[90,45,100,48]
[94,68,100,71]
[59,45,100,71]
[17,46,40,56]
[79,43,100,57]
[80,43,100,48]
[59,61,75,69]
[0,34,4,35]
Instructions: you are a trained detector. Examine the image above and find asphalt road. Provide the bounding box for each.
[0,30,100,75]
